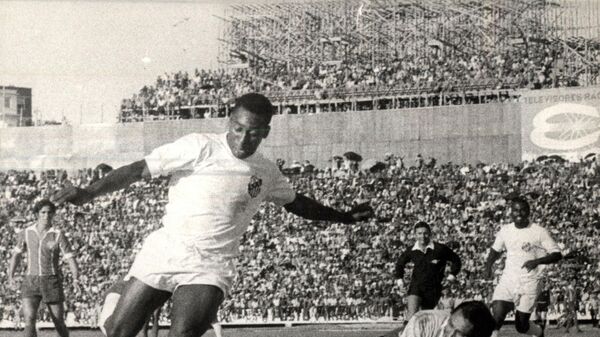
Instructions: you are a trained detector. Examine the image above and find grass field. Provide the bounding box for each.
[2,324,598,337]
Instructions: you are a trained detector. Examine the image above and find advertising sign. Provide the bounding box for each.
[520,87,600,161]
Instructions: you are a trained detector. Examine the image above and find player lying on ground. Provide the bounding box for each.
[380,300,496,337]
[54,93,373,337]
[484,196,562,337]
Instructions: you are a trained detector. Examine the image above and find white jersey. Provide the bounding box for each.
[400,310,450,337]
[492,222,560,282]
[144,132,295,258]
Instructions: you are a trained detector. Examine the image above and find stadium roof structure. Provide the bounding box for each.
[217,0,599,86]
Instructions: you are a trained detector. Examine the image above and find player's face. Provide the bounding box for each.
[415,227,431,246]
[37,206,55,227]
[510,202,530,228]
[442,311,475,337]
[227,107,270,159]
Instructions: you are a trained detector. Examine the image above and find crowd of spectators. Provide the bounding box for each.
[119,37,600,122]
[1,155,599,326]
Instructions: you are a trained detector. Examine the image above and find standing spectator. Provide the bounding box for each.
[563,282,582,333]
[437,289,456,311]
[7,199,79,337]
[535,281,550,329]
[13,303,23,330]
[394,221,461,320]
[589,292,599,328]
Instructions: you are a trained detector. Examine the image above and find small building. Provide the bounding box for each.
[0,86,32,127]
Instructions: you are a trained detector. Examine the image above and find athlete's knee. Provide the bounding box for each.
[168,322,210,337]
[104,317,129,337]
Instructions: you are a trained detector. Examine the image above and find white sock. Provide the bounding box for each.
[491,330,499,337]
[212,322,223,337]
[525,322,542,337]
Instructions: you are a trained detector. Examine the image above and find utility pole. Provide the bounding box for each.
[1,86,5,126]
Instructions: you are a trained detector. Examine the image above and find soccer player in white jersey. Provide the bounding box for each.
[484,196,562,337]
[53,93,373,337]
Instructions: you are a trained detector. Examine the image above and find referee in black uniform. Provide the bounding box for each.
[395,221,462,320]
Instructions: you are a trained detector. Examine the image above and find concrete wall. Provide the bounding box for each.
[0,102,522,171]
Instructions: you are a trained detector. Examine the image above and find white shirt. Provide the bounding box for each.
[145,132,295,257]
[492,222,560,282]
[412,241,435,253]
[400,310,450,337]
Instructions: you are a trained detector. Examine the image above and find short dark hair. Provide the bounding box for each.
[414,221,431,233]
[33,199,56,215]
[452,301,496,337]
[511,196,530,213]
[231,93,274,123]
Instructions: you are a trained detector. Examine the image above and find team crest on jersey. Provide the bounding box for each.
[521,242,541,253]
[247,175,263,198]
[521,242,533,252]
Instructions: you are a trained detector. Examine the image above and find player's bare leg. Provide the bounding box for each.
[515,311,543,336]
[143,307,161,337]
[104,278,171,337]
[22,297,41,337]
[168,285,224,337]
[490,300,513,337]
[538,311,547,329]
[405,295,421,321]
[46,302,69,337]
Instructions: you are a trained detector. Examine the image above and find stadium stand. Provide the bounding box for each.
[118,0,600,122]
[3,0,600,330]
[0,156,599,326]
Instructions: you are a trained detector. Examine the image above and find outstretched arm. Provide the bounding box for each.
[283,193,373,224]
[53,160,150,205]
[522,252,562,272]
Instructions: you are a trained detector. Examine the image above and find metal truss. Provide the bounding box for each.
[218,0,600,84]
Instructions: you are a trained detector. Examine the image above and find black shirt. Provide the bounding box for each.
[537,289,550,305]
[394,241,461,289]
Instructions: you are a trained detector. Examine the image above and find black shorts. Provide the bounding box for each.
[408,285,441,309]
[536,303,549,312]
[21,275,64,303]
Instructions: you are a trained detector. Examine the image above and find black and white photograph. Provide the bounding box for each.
[1,1,599,337]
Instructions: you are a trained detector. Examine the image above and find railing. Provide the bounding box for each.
[119,84,523,123]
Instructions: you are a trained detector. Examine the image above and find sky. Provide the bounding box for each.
[2,0,595,125]
[0,0,229,124]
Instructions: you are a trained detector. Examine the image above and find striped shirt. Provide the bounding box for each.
[13,224,74,276]
[400,310,450,337]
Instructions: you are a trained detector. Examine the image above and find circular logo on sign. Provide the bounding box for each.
[531,103,600,150]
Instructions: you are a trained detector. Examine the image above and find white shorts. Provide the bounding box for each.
[127,228,236,297]
[492,275,540,313]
